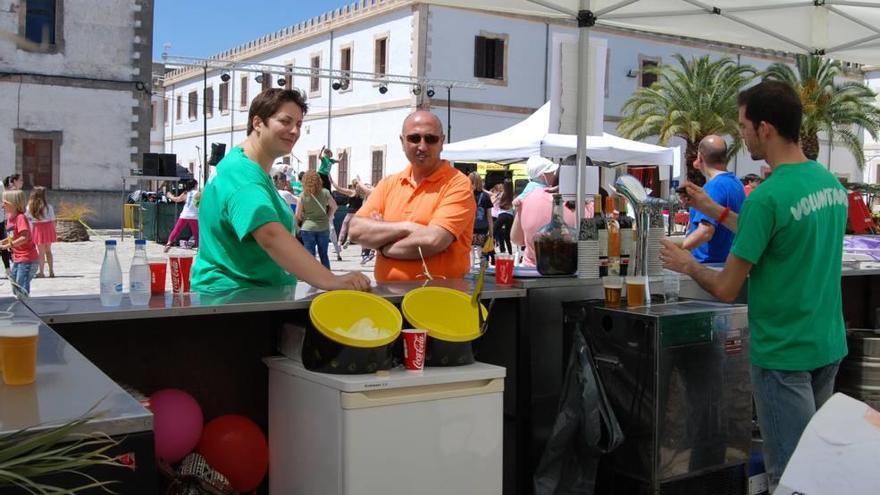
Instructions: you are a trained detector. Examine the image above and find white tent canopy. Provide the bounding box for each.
[441,102,677,166]
[427,0,880,66]
[441,103,553,162]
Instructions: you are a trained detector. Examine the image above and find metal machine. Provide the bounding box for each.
[564,299,751,495]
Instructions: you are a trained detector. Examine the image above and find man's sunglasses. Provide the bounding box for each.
[405,133,441,145]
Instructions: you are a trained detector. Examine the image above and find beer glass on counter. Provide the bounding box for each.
[603,276,623,308]
[0,320,40,385]
[626,276,647,308]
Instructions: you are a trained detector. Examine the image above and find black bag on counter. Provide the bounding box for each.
[533,329,624,495]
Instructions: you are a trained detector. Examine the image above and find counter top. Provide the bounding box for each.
[842,261,880,277]
[0,299,152,436]
[23,279,527,325]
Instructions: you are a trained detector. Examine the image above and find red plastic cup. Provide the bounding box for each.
[401,329,428,371]
[148,260,167,295]
[169,255,193,294]
[495,254,514,285]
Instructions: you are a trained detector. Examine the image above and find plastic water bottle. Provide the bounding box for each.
[129,239,151,306]
[99,240,123,307]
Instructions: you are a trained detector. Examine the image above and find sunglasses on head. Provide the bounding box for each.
[405,133,441,145]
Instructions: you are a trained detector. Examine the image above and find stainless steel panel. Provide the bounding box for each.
[23,280,527,324]
[584,300,750,489]
[0,299,152,437]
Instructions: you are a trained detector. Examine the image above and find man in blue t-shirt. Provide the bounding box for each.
[682,135,745,263]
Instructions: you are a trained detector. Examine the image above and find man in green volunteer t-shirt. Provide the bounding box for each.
[660,80,847,491]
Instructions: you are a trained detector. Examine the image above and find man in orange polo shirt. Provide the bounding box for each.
[349,110,475,282]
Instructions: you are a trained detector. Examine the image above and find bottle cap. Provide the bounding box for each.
[105,240,117,246]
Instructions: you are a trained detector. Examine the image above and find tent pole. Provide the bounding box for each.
[575,0,595,227]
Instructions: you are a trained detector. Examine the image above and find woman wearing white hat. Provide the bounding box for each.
[514,155,559,207]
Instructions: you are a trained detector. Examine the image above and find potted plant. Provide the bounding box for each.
[55,202,95,242]
[0,414,124,494]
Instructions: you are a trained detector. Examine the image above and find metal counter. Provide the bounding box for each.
[24,279,526,324]
[0,299,152,437]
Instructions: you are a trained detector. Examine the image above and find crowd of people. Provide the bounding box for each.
[187,81,847,492]
[0,174,58,296]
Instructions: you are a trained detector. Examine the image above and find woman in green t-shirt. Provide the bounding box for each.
[190,89,369,293]
[296,171,336,269]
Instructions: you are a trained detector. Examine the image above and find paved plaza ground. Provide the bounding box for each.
[1,230,377,298]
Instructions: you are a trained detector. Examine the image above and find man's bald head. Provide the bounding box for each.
[402,110,444,135]
[698,135,728,169]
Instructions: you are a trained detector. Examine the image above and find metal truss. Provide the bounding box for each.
[160,54,484,90]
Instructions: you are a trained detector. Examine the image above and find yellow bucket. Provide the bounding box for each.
[401,287,488,343]
[309,291,402,348]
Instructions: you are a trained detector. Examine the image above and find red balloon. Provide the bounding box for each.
[197,415,268,492]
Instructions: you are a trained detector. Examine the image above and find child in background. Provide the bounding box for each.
[1,190,40,296]
[25,186,57,278]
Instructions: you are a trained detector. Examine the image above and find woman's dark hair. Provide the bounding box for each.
[247,88,309,135]
[741,173,761,185]
[737,80,802,143]
[3,174,21,188]
[498,179,514,210]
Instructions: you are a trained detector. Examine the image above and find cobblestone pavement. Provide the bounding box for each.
[1,230,377,298]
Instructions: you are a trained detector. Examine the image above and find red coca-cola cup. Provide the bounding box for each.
[401,329,428,371]
[495,254,514,285]
[169,255,193,294]
[148,260,167,295]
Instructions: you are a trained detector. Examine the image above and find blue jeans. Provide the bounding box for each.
[10,261,39,296]
[301,229,330,269]
[751,360,840,491]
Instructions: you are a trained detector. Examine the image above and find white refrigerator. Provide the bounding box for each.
[265,357,506,495]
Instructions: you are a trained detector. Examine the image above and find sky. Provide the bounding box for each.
[152,0,354,60]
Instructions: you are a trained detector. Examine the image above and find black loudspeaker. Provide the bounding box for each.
[160,153,177,177]
[208,143,226,166]
[143,153,160,176]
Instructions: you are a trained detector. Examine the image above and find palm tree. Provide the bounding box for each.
[764,54,880,169]
[618,54,757,185]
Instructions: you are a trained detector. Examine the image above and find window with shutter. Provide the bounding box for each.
[285,63,293,90]
[23,0,57,47]
[308,153,318,172]
[310,55,321,94]
[640,59,660,88]
[474,35,506,80]
[374,38,388,77]
[188,91,197,120]
[371,150,384,185]
[337,150,349,186]
[219,82,229,113]
[205,87,214,118]
[240,76,248,108]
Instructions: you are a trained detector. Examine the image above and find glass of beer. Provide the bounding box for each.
[0,320,40,385]
[0,311,14,377]
[602,276,623,308]
[626,276,647,307]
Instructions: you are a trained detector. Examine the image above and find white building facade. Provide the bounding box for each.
[864,69,880,186]
[0,0,154,226]
[160,0,868,188]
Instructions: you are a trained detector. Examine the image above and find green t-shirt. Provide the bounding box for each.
[291,180,303,196]
[318,156,336,175]
[191,146,297,293]
[299,188,332,232]
[730,160,848,370]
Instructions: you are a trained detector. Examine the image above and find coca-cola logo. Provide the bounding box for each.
[412,334,426,368]
[405,332,427,369]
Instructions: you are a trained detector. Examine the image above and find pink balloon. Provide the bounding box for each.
[148,388,203,464]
